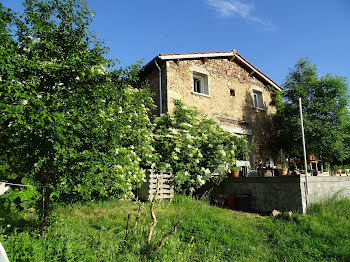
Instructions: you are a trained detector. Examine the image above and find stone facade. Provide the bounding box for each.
[140,53,279,165]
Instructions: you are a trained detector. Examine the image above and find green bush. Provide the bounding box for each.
[0,0,154,204]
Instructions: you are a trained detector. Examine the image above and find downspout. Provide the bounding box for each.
[154,60,162,116]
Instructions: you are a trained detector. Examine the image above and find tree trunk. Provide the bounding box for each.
[40,179,52,239]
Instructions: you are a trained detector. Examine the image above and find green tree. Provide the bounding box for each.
[0,0,154,237]
[153,101,249,193]
[274,58,350,163]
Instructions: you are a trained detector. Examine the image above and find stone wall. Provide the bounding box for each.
[200,176,350,214]
[165,58,277,163]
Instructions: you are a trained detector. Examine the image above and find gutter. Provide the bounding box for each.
[154,59,162,115]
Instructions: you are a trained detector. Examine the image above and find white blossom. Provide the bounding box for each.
[197,175,206,186]
[182,123,192,128]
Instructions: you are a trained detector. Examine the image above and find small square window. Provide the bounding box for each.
[230,89,235,96]
[253,90,264,109]
[193,72,209,95]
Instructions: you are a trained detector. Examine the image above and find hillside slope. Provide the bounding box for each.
[1,196,349,261]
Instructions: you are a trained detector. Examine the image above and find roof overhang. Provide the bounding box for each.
[157,50,282,91]
[158,51,233,60]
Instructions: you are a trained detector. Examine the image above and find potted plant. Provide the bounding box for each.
[324,162,331,176]
[332,165,342,175]
[230,166,241,178]
[277,150,288,176]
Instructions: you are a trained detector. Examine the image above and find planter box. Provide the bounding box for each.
[136,169,174,201]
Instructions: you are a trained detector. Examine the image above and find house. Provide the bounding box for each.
[139,50,281,166]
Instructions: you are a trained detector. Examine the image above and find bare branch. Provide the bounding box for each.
[147,178,159,245]
[156,220,181,251]
[125,214,132,238]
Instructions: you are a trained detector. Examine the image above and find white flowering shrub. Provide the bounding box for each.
[153,101,248,193]
[0,0,155,204]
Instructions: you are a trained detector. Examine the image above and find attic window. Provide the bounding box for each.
[230,89,235,96]
[193,72,209,96]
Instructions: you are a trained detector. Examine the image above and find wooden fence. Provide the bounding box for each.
[136,169,174,201]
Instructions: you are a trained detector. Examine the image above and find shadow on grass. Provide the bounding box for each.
[0,207,40,235]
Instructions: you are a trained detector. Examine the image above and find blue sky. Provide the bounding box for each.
[3,0,350,87]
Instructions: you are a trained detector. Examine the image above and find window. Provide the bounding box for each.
[252,90,264,109]
[230,89,235,96]
[193,72,209,95]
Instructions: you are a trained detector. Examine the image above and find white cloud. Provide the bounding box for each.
[205,0,276,30]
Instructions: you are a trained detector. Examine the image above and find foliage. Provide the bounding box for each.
[0,0,154,209]
[324,162,331,172]
[331,165,350,170]
[152,101,249,193]
[273,58,350,164]
[0,181,40,215]
[1,196,350,261]
[230,166,241,171]
[276,149,288,169]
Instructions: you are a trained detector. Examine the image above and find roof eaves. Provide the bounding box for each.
[234,53,282,91]
[158,51,234,60]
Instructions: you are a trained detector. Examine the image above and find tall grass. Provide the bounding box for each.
[1,196,349,261]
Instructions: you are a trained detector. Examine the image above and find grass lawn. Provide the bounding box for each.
[1,196,349,261]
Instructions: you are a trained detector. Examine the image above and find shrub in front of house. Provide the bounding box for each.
[152,101,248,194]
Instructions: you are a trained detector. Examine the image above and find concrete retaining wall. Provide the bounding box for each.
[300,176,350,213]
[202,176,350,214]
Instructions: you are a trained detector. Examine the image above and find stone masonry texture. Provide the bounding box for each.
[141,57,277,164]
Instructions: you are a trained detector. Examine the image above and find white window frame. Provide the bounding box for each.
[190,66,210,97]
[193,74,205,94]
[251,85,265,110]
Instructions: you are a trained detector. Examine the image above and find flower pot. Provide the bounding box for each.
[225,194,237,209]
[278,168,288,176]
[333,169,342,174]
[307,155,315,161]
[231,170,240,178]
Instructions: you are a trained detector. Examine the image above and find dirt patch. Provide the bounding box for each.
[227,209,261,217]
